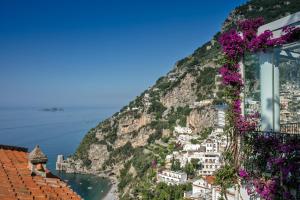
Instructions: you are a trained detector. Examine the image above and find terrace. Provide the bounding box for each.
[241,11,300,199]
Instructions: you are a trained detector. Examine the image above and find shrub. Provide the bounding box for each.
[132,148,154,177]
[103,142,134,167]
[184,162,195,178]
[104,127,118,144]
[142,182,192,200]
[171,158,181,171]
[118,162,132,191]
[199,127,213,140]
[167,106,192,129]
[74,129,98,166]
[149,120,169,130]
[147,130,162,144]
[147,101,167,119]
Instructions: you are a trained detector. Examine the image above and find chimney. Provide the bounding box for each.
[28,145,48,177]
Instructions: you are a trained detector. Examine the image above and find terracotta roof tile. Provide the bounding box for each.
[205,175,216,185]
[0,145,82,200]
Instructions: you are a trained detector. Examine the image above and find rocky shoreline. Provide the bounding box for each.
[57,156,119,199]
[102,180,118,200]
[100,173,119,200]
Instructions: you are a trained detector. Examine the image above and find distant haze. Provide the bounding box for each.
[0,0,246,108]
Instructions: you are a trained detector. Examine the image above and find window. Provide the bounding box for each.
[244,42,300,132]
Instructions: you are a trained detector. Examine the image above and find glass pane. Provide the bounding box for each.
[278,42,300,132]
[244,52,261,125]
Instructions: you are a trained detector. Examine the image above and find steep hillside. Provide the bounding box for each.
[65,0,300,199]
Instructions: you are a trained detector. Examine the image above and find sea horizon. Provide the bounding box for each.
[0,106,118,200]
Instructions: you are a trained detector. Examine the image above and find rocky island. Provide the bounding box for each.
[41,107,64,112]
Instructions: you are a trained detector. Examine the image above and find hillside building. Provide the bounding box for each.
[157,170,187,185]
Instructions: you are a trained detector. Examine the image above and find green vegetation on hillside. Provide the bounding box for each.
[147,101,167,119]
[72,1,300,198]
[194,67,217,100]
[148,105,192,133]
[155,73,188,95]
[234,0,300,27]
[118,161,133,191]
[199,127,213,140]
[167,106,192,128]
[103,142,134,168]
[147,130,163,144]
[133,182,192,200]
[73,128,98,166]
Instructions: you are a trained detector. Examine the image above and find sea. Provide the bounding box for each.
[0,106,118,200]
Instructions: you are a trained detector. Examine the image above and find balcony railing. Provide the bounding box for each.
[280,122,300,134]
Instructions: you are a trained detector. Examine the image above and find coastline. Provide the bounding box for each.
[102,182,117,200]
[102,176,118,200]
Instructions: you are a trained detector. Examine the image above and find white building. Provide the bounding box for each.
[157,170,187,185]
[211,127,224,136]
[203,139,219,153]
[170,150,222,174]
[192,176,214,195]
[169,151,202,168]
[174,126,193,134]
[212,187,237,200]
[176,134,194,145]
[184,176,214,199]
[215,105,227,128]
[190,100,213,108]
[183,144,201,151]
[198,153,222,176]
[185,176,238,200]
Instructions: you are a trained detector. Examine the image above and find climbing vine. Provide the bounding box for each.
[217,17,300,199]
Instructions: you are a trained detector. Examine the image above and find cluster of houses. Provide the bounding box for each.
[156,105,235,200]
[245,82,300,130]
[279,83,300,124]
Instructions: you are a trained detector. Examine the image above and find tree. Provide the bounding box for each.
[184,162,195,178]
[215,165,236,200]
[171,158,181,171]
[190,158,201,170]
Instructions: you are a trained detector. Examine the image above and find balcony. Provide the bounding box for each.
[243,41,300,132]
[280,122,300,134]
[240,11,300,200]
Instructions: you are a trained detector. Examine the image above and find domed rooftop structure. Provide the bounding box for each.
[29,145,48,164]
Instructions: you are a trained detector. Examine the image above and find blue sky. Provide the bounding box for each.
[0,0,246,108]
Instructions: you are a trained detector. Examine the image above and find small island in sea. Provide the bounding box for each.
[41,107,64,112]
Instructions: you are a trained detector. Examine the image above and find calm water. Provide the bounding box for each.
[0,106,118,200]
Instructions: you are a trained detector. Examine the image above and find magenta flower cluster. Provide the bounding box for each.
[219,64,243,86]
[219,30,245,61]
[238,17,264,44]
[218,17,300,200]
[240,135,299,199]
[238,169,249,179]
[253,179,277,200]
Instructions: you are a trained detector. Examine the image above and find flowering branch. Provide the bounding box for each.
[218,17,300,199]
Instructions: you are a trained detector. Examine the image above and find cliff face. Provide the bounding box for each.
[66,0,300,197]
[66,61,220,174]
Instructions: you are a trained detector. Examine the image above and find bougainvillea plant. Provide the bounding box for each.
[218,17,300,199]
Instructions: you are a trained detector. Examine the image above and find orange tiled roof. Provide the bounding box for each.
[0,145,82,200]
[205,175,216,185]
